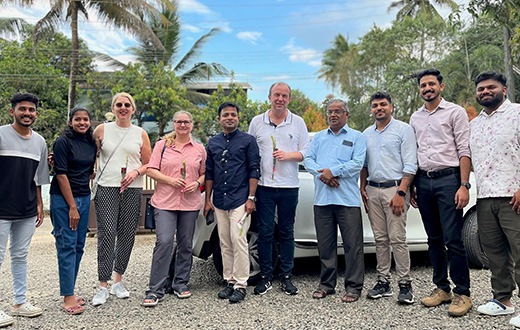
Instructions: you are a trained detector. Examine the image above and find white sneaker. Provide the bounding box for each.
[92,287,109,306]
[0,310,15,327]
[510,314,520,328]
[110,282,130,299]
[477,299,515,316]
[11,302,43,318]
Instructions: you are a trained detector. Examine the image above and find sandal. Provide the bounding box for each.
[142,294,161,307]
[174,290,192,299]
[61,304,85,315]
[75,296,86,306]
[341,292,360,303]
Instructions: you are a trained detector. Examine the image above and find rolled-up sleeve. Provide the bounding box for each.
[401,125,418,174]
[452,107,471,159]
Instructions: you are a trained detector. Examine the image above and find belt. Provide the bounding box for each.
[367,180,401,188]
[417,167,459,178]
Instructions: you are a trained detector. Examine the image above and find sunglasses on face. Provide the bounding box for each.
[115,102,132,108]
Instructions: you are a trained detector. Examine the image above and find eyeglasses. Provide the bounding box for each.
[327,110,347,116]
[115,102,131,108]
[220,150,228,164]
[175,120,192,126]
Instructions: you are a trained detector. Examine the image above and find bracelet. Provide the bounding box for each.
[196,181,201,188]
[134,169,141,176]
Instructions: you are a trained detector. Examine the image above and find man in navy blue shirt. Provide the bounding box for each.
[204,102,260,303]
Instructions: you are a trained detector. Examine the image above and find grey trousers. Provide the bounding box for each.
[146,208,198,297]
[314,205,364,294]
[478,197,520,301]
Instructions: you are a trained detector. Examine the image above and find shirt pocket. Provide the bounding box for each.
[337,144,353,162]
[381,138,401,158]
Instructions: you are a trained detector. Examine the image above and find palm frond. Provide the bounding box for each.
[174,28,221,73]
[179,62,229,84]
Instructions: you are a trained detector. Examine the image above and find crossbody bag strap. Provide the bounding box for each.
[95,125,133,182]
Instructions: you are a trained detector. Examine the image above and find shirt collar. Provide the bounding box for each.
[222,128,239,139]
[420,98,447,113]
[371,117,395,132]
[477,99,511,118]
[327,123,349,135]
[262,109,293,126]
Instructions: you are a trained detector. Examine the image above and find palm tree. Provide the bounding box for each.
[128,3,228,103]
[388,0,458,20]
[0,17,27,41]
[317,34,351,91]
[1,0,174,114]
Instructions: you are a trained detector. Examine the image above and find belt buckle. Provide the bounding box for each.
[426,170,434,178]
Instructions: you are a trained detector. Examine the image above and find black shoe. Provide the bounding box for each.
[367,280,392,299]
[229,288,246,303]
[397,282,415,304]
[254,277,272,295]
[218,283,234,299]
[281,275,298,295]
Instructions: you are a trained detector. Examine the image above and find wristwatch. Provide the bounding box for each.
[248,195,256,202]
[396,190,406,197]
[461,182,471,189]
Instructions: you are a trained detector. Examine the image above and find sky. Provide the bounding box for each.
[0,0,462,103]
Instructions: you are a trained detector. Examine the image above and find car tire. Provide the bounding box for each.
[462,209,489,269]
[211,229,278,286]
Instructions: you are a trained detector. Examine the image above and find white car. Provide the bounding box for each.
[192,164,487,283]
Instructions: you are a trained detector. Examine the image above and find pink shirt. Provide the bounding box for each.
[410,98,470,171]
[148,138,206,211]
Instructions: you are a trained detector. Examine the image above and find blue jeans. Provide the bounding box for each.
[256,186,299,280]
[50,194,90,296]
[415,173,470,296]
[0,216,37,305]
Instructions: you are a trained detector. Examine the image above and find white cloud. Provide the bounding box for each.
[236,31,262,45]
[280,39,321,67]
[183,24,201,33]
[178,0,212,15]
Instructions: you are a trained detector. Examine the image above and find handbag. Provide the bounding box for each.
[91,126,132,200]
[144,199,155,230]
[143,141,168,230]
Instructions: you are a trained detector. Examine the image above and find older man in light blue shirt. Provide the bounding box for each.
[360,92,417,305]
[304,99,366,303]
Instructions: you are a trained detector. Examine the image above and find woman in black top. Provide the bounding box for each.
[49,107,97,315]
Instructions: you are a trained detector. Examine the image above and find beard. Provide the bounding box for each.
[477,93,504,108]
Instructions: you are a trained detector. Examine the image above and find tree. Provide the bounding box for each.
[0,38,69,145]
[1,0,173,115]
[317,34,351,92]
[468,0,520,101]
[128,2,228,104]
[388,0,458,20]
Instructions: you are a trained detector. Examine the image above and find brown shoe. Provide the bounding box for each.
[420,288,452,307]
[341,292,360,303]
[312,289,335,299]
[448,294,472,316]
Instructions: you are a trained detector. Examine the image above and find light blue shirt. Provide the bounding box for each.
[363,118,418,182]
[304,124,366,207]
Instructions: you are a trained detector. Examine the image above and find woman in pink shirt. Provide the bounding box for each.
[143,110,206,306]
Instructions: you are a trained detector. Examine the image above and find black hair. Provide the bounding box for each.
[474,71,507,87]
[370,91,392,104]
[63,107,95,143]
[417,68,443,85]
[218,102,240,116]
[10,92,39,108]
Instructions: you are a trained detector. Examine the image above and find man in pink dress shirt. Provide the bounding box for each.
[409,68,472,317]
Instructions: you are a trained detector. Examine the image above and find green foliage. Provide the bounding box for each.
[0,38,68,146]
[86,63,191,136]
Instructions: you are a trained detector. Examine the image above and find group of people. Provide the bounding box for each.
[304,69,520,329]
[0,69,519,327]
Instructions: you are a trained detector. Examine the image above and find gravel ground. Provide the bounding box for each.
[0,220,514,330]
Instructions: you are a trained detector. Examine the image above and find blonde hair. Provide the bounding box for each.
[111,92,137,111]
[163,110,193,147]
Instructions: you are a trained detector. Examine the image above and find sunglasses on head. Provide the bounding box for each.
[115,102,131,108]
